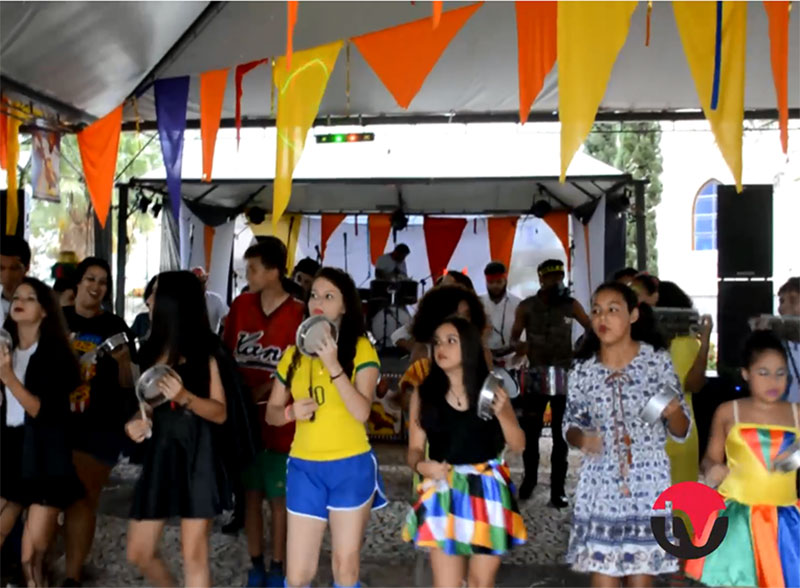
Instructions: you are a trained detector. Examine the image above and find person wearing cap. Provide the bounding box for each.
[480,262,521,365]
[191,267,229,334]
[375,244,410,282]
[510,259,590,507]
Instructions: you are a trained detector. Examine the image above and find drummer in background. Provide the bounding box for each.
[480,261,521,367]
[510,259,590,506]
[224,238,305,587]
[777,277,800,403]
[375,244,410,281]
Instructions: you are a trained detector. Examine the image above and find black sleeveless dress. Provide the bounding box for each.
[129,361,231,520]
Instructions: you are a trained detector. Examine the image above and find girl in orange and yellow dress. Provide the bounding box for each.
[687,331,799,587]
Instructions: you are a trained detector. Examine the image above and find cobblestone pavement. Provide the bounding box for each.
[27,439,698,587]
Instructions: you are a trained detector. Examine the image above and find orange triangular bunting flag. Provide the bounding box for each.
[352,2,482,108]
[200,68,229,182]
[763,1,790,153]
[515,1,557,124]
[321,214,346,260]
[368,214,392,265]
[77,104,123,228]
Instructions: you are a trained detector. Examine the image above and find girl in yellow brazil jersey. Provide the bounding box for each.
[266,267,386,588]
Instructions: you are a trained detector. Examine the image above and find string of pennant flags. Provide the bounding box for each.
[1,0,792,237]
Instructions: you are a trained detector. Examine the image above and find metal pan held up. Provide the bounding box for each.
[296,315,339,357]
[136,364,182,409]
[0,328,11,351]
[639,385,679,425]
[772,439,800,473]
[477,370,514,421]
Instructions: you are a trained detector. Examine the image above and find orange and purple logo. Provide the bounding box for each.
[650,482,728,559]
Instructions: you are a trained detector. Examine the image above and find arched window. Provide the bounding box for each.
[692,179,721,251]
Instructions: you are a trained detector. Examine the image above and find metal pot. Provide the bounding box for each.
[477,370,517,421]
[296,316,339,357]
[0,328,11,352]
[640,385,679,425]
[136,364,182,410]
[493,367,520,399]
[477,373,499,421]
[773,440,800,473]
[96,332,130,357]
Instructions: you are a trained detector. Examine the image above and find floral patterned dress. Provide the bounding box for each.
[563,343,691,577]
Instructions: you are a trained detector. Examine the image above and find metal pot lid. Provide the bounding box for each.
[773,439,800,472]
[296,315,338,357]
[136,364,182,405]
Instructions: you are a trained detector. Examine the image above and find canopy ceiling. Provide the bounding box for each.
[2,1,797,131]
[129,123,640,214]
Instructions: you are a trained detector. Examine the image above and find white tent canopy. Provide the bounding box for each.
[2,1,797,130]
[131,123,637,213]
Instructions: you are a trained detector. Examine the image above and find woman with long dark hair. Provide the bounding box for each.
[564,282,691,587]
[62,257,135,587]
[404,316,526,587]
[124,271,229,588]
[0,278,82,586]
[266,267,385,588]
[654,280,713,484]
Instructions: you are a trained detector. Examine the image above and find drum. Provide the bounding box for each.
[296,316,339,357]
[530,366,568,396]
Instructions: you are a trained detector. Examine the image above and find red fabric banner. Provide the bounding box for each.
[204,225,216,272]
[321,214,346,260]
[287,1,298,69]
[487,217,519,272]
[763,1,790,153]
[368,214,392,265]
[200,68,229,182]
[544,211,571,270]
[352,2,482,109]
[515,1,557,124]
[235,58,269,149]
[424,217,467,280]
[77,104,123,228]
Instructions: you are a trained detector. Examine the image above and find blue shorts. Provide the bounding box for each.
[286,450,388,521]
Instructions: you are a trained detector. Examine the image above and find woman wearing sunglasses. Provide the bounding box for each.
[266,267,385,588]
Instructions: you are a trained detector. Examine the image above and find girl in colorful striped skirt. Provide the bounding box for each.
[687,331,799,587]
[404,316,526,587]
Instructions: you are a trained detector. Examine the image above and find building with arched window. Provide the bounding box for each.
[692,179,721,251]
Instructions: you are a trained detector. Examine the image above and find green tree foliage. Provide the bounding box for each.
[584,122,662,273]
[27,132,162,278]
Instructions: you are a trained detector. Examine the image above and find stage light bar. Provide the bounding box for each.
[315,132,375,144]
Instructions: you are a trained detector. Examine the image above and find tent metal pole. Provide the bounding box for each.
[120,108,799,132]
[634,182,647,271]
[116,185,129,317]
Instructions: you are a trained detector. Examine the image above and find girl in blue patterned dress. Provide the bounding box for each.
[564,282,691,587]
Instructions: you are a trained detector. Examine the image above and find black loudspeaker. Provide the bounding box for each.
[717,280,773,371]
[717,185,773,278]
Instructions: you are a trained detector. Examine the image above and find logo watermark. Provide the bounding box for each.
[650,481,728,559]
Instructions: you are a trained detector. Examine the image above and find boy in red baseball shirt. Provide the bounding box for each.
[224,238,305,587]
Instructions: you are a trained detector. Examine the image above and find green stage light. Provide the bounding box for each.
[315,132,375,144]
